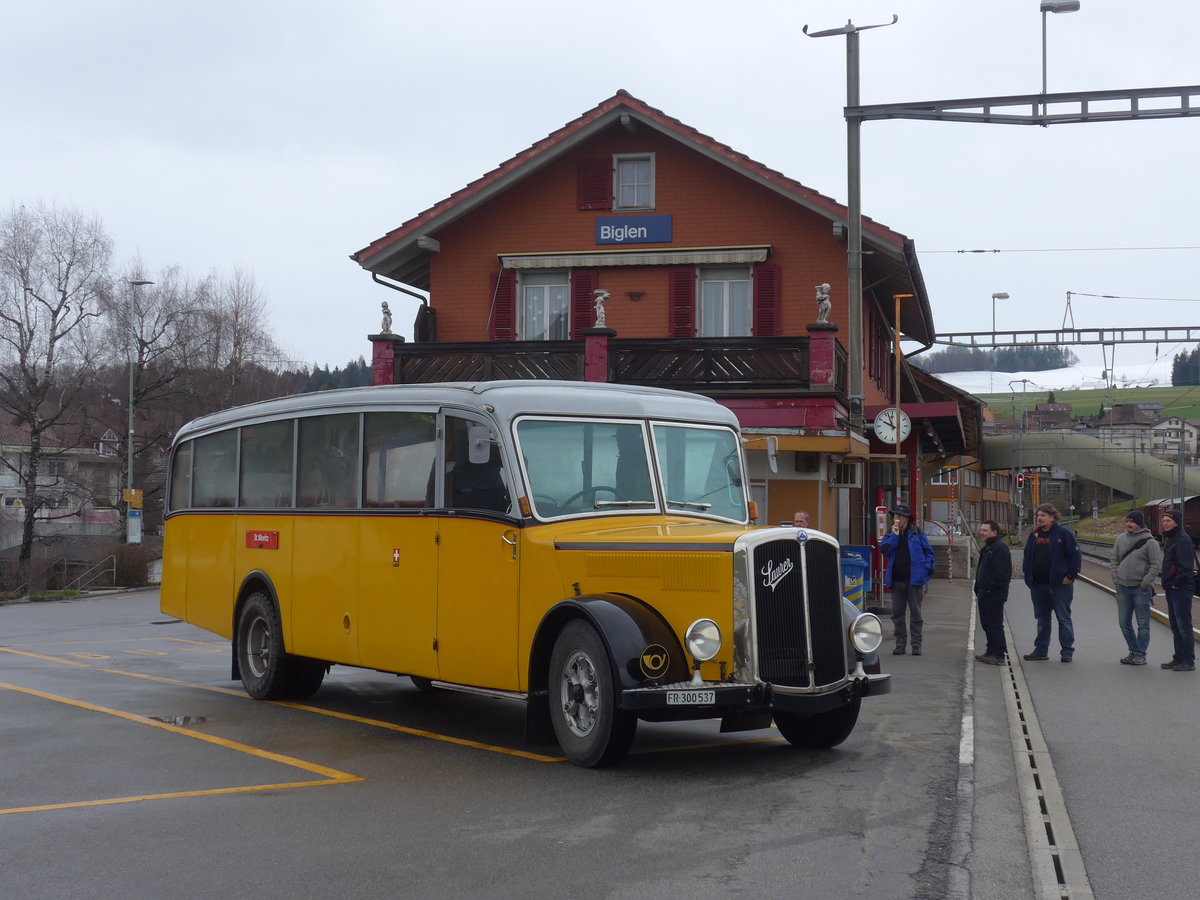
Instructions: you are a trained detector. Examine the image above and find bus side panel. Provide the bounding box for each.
[236,514,294,646]
[436,517,520,691]
[160,516,189,620]
[357,515,439,676]
[290,514,361,666]
[184,514,239,639]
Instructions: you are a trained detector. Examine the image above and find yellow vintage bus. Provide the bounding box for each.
[162,380,888,767]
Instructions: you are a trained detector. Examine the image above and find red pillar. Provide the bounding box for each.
[582,327,615,382]
[807,322,839,385]
[370,335,398,386]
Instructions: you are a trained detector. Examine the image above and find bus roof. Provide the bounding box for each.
[172,380,740,443]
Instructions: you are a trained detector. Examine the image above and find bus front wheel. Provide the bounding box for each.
[236,592,325,700]
[549,620,637,768]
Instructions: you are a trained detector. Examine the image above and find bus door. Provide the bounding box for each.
[434,415,521,691]
[355,410,440,676]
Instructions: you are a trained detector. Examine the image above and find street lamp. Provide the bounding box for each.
[990,292,1009,391]
[126,279,154,544]
[1041,1,1081,112]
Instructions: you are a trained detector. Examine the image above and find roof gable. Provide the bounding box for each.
[352,89,909,270]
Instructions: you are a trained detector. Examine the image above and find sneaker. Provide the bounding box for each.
[1023,652,1049,661]
[1173,662,1196,672]
[1161,659,1180,669]
[1129,653,1147,666]
[975,654,1004,666]
[911,648,922,656]
[1120,653,1135,664]
[1060,654,1073,663]
[893,646,906,655]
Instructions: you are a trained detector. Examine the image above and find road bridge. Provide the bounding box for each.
[982,431,1199,499]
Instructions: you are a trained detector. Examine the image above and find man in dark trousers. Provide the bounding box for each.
[974,520,1012,665]
[1159,509,1196,672]
[1022,503,1082,662]
[880,503,936,656]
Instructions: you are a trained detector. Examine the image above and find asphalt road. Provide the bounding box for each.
[0,588,991,900]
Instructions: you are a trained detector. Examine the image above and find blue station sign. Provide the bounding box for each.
[595,214,672,245]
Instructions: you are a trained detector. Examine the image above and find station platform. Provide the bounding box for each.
[895,571,1196,899]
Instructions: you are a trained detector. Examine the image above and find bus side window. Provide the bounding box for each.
[445,416,510,513]
[363,411,436,509]
[298,414,360,508]
[240,420,294,508]
[192,431,237,508]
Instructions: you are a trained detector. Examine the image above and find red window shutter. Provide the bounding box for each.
[753,263,781,336]
[570,269,598,339]
[489,269,516,340]
[577,159,612,210]
[668,267,695,338]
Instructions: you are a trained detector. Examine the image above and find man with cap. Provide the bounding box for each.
[973,520,1012,665]
[1158,510,1194,671]
[880,503,936,655]
[1022,503,1082,662]
[1109,509,1162,666]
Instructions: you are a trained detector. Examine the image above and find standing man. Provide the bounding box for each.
[1104,511,1161,667]
[880,504,936,656]
[1022,503,1082,662]
[1110,510,1163,666]
[974,520,1012,665]
[1159,510,1195,672]
[793,510,810,528]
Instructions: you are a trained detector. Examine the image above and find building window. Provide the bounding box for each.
[520,271,570,341]
[613,154,654,210]
[698,267,750,337]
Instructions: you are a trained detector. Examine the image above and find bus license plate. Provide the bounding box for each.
[666,690,715,706]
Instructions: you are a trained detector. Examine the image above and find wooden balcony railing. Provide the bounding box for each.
[387,335,846,395]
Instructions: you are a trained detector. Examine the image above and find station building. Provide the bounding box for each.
[352,90,980,544]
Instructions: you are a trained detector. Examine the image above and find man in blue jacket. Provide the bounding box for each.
[880,504,936,655]
[1022,503,1082,662]
[1159,509,1195,672]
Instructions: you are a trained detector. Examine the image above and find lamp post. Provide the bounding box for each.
[1010,378,1033,533]
[126,279,154,544]
[990,292,1009,392]
[1041,1,1081,119]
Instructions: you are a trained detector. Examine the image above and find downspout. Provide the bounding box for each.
[371,272,428,305]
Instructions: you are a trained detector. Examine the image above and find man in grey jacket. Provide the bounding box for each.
[1109,510,1163,665]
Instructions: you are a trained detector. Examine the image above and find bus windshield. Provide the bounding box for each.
[516,418,746,521]
[652,423,746,521]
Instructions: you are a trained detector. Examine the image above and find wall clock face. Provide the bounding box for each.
[873,408,911,444]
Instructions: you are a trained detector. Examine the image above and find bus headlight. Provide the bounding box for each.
[849,613,883,655]
[685,619,721,662]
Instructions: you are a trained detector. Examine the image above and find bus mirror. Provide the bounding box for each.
[467,425,492,464]
[767,437,778,474]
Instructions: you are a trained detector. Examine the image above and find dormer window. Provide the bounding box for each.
[613,154,654,210]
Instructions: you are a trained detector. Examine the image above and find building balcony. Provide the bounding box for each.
[372,334,848,398]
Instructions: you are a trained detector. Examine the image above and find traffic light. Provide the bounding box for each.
[1016,472,1025,491]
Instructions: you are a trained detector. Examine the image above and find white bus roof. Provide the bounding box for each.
[172,380,740,443]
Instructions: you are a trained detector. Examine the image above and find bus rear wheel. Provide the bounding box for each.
[236,592,325,700]
[773,698,861,750]
[549,620,637,768]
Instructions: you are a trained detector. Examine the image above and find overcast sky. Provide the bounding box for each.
[5,0,1198,384]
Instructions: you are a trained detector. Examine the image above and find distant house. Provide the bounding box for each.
[0,421,122,552]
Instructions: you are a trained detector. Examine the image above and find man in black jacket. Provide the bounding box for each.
[974,520,1012,665]
[1159,509,1196,672]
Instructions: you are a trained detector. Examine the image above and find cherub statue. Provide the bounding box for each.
[380,301,393,334]
[815,283,832,323]
[593,288,609,328]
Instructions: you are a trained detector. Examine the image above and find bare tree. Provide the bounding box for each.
[0,203,113,587]
[193,267,283,407]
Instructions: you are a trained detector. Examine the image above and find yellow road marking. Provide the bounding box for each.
[273,700,566,762]
[0,681,361,816]
[1,646,775,762]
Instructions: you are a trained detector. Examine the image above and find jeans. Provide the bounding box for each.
[977,588,1008,657]
[1115,584,1152,654]
[891,582,925,650]
[1164,585,1196,665]
[1030,582,1074,656]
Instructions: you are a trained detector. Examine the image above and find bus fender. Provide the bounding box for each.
[230,570,280,682]
[524,594,689,745]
